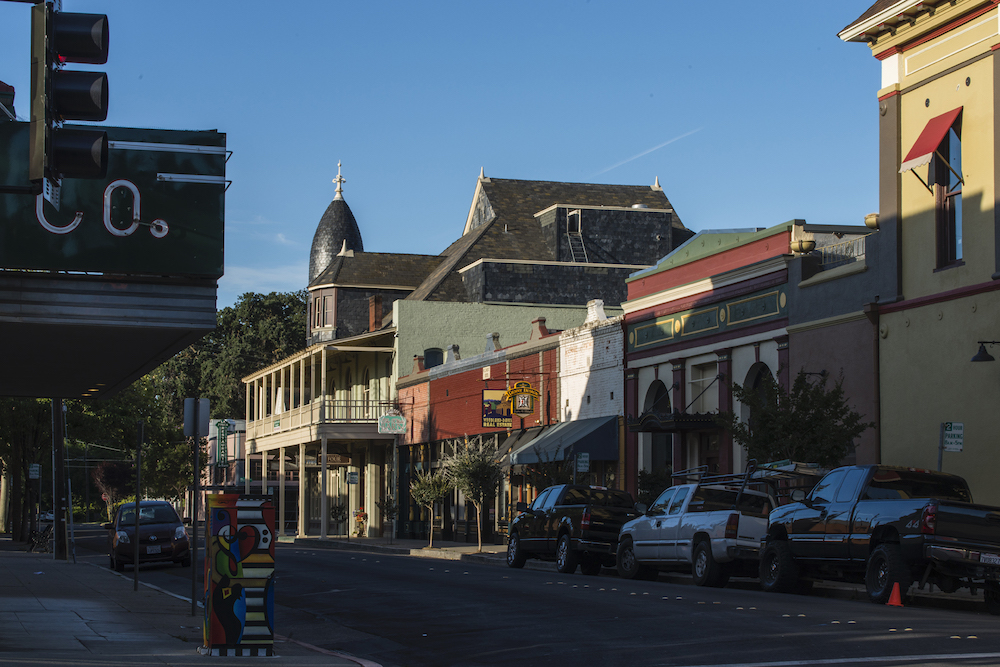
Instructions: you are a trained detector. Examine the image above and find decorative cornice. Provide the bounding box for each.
[623,256,788,316]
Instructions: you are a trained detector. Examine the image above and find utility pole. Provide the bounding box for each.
[51,398,67,560]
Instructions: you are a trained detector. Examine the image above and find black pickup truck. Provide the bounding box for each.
[760,465,1000,612]
[506,484,639,575]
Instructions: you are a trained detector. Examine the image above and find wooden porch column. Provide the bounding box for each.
[244,439,251,494]
[321,348,328,422]
[299,357,306,409]
[278,446,286,537]
[298,442,307,536]
[321,437,329,538]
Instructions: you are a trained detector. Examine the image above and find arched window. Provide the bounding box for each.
[424,348,444,369]
[643,380,671,473]
[740,362,775,435]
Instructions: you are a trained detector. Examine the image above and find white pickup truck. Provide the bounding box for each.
[616,481,775,587]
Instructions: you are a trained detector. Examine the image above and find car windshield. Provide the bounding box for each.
[120,506,178,525]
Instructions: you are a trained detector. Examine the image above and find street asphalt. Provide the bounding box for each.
[0,530,989,666]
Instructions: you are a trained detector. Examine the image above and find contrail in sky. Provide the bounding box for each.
[595,127,703,176]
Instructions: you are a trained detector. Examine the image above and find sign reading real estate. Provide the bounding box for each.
[0,122,226,277]
[482,389,512,429]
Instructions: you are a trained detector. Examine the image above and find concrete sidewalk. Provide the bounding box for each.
[0,535,366,667]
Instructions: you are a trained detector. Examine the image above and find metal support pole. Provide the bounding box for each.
[134,421,143,591]
[191,402,200,617]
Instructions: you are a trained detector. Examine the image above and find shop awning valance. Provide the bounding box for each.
[509,415,618,465]
[900,107,962,174]
[627,410,719,433]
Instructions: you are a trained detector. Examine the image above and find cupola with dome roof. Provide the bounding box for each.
[308,162,364,286]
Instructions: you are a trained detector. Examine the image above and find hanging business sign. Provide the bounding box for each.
[216,419,230,467]
[0,122,226,277]
[482,389,512,428]
[503,381,541,416]
[378,413,407,434]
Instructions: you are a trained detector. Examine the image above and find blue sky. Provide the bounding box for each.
[0,1,880,310]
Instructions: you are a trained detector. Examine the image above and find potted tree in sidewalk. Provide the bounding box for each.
[444,435,503,553]
[375,497,398,544]
[330,503,347,538]
[409,470,451,549]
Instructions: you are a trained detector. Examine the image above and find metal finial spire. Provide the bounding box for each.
[333,161,346,200]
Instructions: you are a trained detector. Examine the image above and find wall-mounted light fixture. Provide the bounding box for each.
[971,341,999,363]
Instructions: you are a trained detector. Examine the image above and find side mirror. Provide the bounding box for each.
[515,502,529,513]
[634,502,648,514]
[183,517,192,526]
[790,489,806,502]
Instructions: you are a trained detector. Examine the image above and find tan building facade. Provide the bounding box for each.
[841,0,1000,504]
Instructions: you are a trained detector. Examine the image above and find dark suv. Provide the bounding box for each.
[103,501,191,572]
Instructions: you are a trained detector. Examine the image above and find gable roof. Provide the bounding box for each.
[311,251,444,289]
[407,176,687,302]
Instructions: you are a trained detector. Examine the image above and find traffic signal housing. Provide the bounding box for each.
[29,3,110,182]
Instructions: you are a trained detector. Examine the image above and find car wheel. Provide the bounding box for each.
[692,540,729,588]
[556,534,578,574]
[180,556,192,568]
[506,531,526,569]
[759,541,798,594]
[985,584,1000,616]
[616,538,656,580]
[109,554,115,570]
[113,554,124,573]
[580,561,602,576]
[865,543,909,604]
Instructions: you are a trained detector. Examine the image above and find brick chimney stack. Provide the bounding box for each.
[368,294,383,332]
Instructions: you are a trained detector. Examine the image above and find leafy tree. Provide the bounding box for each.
[195,290,308,419]
[0,398,50,541]
[409,470,452,548]
[637,468,673,507]
[719,370,874,468]
[444,435,504,552]
[91,461,134,522]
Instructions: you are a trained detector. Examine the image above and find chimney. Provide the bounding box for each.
[585,299,607,323]
[368,294,383,332]
[485,332,501,354]
[412,356,425,374]
[530,317,549,341]
[446,344,461,364]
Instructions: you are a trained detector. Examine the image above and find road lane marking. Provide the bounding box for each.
[676,653,1000,667]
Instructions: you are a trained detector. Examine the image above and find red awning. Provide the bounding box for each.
[900,107,962,174]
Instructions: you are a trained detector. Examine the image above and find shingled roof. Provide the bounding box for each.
[406,176,685,302]
[311,251,444,289]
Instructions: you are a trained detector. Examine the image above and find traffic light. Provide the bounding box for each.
[29,2,109,183]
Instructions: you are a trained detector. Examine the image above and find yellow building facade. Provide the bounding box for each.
[842,0,1000,503]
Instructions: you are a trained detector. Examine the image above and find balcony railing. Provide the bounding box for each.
[247,399,398,440]
[818,235,868,270]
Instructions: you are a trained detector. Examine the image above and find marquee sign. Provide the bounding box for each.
[0,121,226,277]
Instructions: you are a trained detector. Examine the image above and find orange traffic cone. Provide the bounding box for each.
[887,582,903,607]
